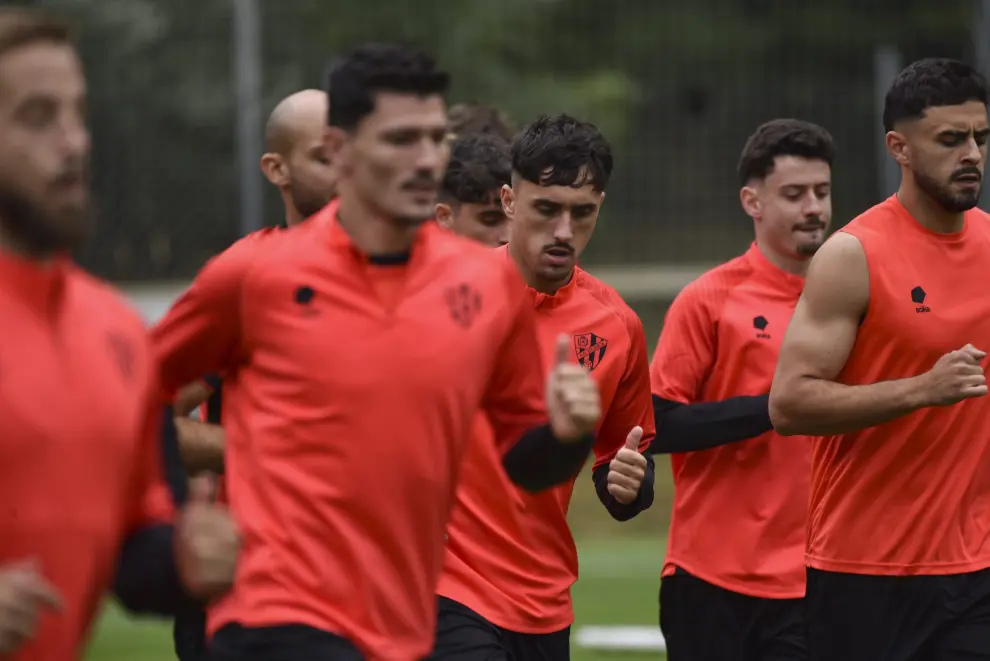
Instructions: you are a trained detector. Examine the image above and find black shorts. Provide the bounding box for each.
[172,606,208,661]
[428,596,570,661]
[208,623,364,661]
[806,566,990,661]
[659,567,807,661]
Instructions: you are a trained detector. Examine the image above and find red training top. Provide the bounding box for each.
[150,202,549,661]
[809,196,990,575]
[438,247,655,632]
[0,252,173,661]
[651,242,811,599]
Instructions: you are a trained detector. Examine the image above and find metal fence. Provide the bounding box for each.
[29,0,990,282]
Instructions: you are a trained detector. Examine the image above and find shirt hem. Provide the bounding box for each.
[436,588,573,635]
[662,559,806,600]
[806,554,990,576]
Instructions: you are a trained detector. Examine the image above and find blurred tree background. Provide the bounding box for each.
[26,0,987,285]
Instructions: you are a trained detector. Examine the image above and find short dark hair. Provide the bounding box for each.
[440,133,511,205]
[326,43,450,131]
[883,58,989,132]
[737,119,836,185]
[447,103,516,142]
[0,8,72,60]
[511,114,613,192]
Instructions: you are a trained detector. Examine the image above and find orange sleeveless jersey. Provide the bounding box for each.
[650,243,811,598]
[437,247,656,633]
[808,196,990,575]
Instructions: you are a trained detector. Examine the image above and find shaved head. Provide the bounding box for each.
[260,88,335,224]
[265,88,327,155]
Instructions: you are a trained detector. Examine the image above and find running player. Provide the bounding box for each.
[151,44,602,661]
[436,132,512,247]
[0,8,238,659]
[165,88,335,661]
[770,58,990,661]
[651,118,835,661]
[432,114,656,661]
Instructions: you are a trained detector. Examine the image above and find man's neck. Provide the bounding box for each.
[897,180,966,234]
[335,189,418,255]
[753,237,810,277]
[0,223,51,263]
[507,240,571,294]
[283,204,304,228]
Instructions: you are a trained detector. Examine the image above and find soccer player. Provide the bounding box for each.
[769,58,990,661]
[151,44,602,661]
[165,88,336,661]
[435,133,512,248]
[650,118,835,661]
[432,114,656,661]
[171,87,335,477]
[447,102,516,142]
[0,8,238,659]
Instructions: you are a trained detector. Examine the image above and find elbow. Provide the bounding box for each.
[768,383,800,436]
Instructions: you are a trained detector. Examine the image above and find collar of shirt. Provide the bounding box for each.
[496,243,578,310]
[0,247,69,317]
[743,242,805,296]
[322,199,430,267]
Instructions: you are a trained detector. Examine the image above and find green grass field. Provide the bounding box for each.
[84,535,668,661]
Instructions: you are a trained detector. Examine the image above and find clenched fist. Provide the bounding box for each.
[607,426,648,504]
[547,334,602,442]
[918,344,988,407]
[175,476,241,601]
[0,559,61,654]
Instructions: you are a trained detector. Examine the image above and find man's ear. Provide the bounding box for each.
[500,184,516,217]
[739,185,761,220]
[435,203,454,228]
[260,153,287,187]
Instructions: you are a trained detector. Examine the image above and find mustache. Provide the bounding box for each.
[543,242,575,254]
[401,172,438,190]
[51,161,87,187]
[951,166,982,182]
[794,217,825,231]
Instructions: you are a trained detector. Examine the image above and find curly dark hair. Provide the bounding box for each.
[326,43,449,130]
[440,133,511,205]
[447,103,516,142]
[883,58,989,132]
[737,119,836,185]
[510,114,613,192]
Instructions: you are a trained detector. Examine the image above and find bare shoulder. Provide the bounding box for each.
[805,231,868,289]
[801,231,869,317]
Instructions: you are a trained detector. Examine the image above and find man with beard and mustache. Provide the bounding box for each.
[651,118,835,661]
[0,8,240,660]
[770,58,990,661]
[163,89,337,661]
[151,44,603,661]
[432,114,656,661]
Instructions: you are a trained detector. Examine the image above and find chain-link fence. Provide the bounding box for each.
[28,0,990,282]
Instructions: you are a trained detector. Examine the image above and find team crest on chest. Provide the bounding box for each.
[444,283,483,329]
[574,333,608,371]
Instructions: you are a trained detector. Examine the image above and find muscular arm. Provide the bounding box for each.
[769,232,929,436]
[174,418,225,474]
[171,377,225,474]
